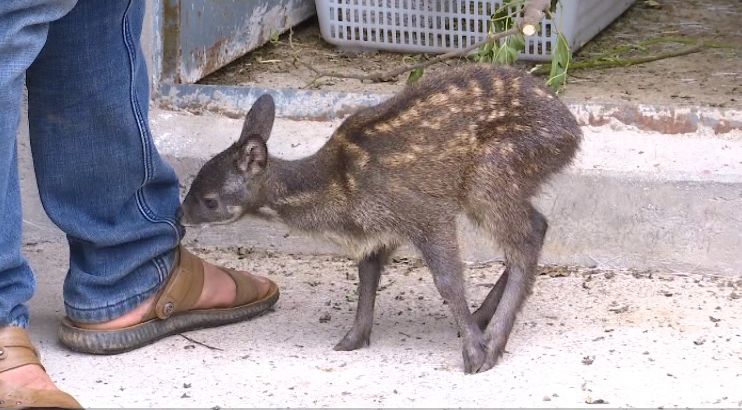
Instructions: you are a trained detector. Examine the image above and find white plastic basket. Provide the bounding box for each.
[315,0,635,61]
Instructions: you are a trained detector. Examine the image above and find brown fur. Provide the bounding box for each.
[181,64,582,373]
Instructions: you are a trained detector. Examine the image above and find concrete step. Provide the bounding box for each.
[147,109,742,276]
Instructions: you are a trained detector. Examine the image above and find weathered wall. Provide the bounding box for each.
[142,0,160,92]
[141,0,315,86]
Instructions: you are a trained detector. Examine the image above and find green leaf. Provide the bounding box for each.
[477,0,529,66]
[492,33,525,65]
[407,67,424,84]
[644,0,661,8]
[507,33,525,51]
[494,43,515,65]
[492,2,513,33]
[475,40,495,62]
[269,30,280,44]
[547,32,571,92]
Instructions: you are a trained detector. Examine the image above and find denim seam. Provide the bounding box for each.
[63,279,161,313]
[153,254,168,282]
[122,1,152,184]
[122,0,179,242]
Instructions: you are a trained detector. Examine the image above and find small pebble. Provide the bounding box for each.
[609,305,629,314]
[586,398,607,405]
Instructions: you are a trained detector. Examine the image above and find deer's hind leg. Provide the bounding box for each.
[472,268,509,331]
[412,226,487,373]
[467,196,548,371]
[465,210,510,331]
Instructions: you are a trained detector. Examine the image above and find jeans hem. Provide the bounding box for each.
[63,249,177,323]
[1,319,29,329]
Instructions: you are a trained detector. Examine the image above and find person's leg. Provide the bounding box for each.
[0,0,76,331]
[27,0,276,343]
[26,0,183,325]
[0,0,80,403]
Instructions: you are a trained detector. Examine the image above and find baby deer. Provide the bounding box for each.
[181,64,582,373]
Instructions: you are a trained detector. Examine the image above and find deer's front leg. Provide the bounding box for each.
[334,247,389,351]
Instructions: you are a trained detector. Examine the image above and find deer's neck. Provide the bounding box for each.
[263,148,343,229]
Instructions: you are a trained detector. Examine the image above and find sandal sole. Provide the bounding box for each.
[57,287,279,355]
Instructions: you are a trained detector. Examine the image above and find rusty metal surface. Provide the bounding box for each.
[156,83,742,134]
[162,0,315,84]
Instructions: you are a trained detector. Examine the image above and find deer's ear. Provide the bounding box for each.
[237,134,268,176]
[238,94,275,144]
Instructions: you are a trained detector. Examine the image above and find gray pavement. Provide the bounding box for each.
[24,243,742,407]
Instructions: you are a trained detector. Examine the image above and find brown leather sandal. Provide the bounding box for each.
[0,327,82,409]
[57,246,279,355]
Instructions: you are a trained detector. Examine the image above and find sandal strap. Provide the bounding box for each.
[0,327,42,374]
[152,246,205,320]
[224,269,261,306]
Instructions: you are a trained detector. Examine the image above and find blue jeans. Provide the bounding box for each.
[0,0,183,327]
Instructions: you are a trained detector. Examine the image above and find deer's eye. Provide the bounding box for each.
[203,198,219,210]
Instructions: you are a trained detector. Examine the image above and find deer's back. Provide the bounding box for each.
[323,65,580,203]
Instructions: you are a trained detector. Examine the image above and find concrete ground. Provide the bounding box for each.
[23,243,742,407]
[16,108,742,407]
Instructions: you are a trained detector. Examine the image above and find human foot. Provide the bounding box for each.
[0,327,81,409]
[0,364,56,392]
[74,257,273,330]
[0,365,80,409]
[58,246,279,354]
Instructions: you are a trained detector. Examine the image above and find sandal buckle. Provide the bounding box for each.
[162,301,175,317]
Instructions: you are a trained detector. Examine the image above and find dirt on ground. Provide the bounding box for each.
[30,239,741,407]
[201,0,741,108]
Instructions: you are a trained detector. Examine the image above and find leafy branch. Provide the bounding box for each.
[296,0,552,84]
[530,36,718,76]
[473,0,571,91]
